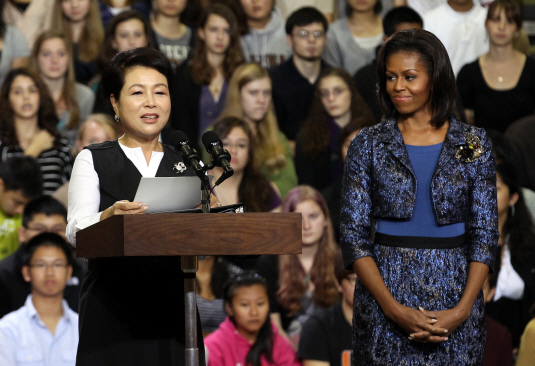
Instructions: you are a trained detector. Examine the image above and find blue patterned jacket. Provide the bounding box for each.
[340,118,499,270]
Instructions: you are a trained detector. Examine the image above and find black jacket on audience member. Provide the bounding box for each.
[269,58,329,141]
[505,115,535,193]
[167,62,202,150]
[0,245,86,317]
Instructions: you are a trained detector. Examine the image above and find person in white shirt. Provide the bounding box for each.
[423,0,488,76]
[0,232,78,366]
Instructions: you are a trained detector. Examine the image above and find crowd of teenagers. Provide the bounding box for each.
[0,0,534,365]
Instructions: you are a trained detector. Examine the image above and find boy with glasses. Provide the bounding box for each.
[0,196,85,319]
[0,232,78,365]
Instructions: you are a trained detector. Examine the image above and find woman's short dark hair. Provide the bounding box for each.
[346,0,382,16]
[487,0,523,30]
[376,28,458,128]
[101,48,174,113]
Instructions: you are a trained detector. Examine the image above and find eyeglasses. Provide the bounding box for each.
[295,30,325,39]
[29,262,69,271]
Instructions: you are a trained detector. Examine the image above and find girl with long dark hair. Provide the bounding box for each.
[204,273,299,366]
[170,3,243,148]
[256,185,340,347]
[295,67,374,191]
[209,116,281,212]
[0,68,73,195]
[486,162,535,348]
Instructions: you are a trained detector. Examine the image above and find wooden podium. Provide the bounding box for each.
[76,212,302,366]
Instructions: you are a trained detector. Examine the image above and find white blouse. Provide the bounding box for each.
[66,142,164,246]
[494,243,525,301]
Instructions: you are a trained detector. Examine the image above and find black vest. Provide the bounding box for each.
[85,140,196,212]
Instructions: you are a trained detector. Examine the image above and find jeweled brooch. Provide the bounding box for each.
[173,162,187,173]
[455,133,484,163]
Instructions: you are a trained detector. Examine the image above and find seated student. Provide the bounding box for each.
[482,273,514,366]
[0,69,74,195]
[197,256,242,336]
[51,0,104,85]
[353,6,423,123]
[234,0,291,68]
[0,232,78,366]
[30,31,96,146]
[169,4,243,148]
[256,186,340,348]
[150,0,195,68]
[298,267,354,366]
[0,157,42,260]
[295,67,374,192]
[0,196,86,319]
[269,7,330,146]
[516,304,535,366]
[204,273,299,366]
[323,0,383,76]
[92,10,153,115]
[52,114,119,207]
[99,0,151,28]
[217,63,297,198]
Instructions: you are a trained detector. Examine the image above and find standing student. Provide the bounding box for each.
[30,31,95,146]
[457,0,535,132]
[52,0,104,85]
[2,0,55,46]
[169,3,243,148]
[0,233,78,366]
[234,0,291,68]
[151,0,194,67]
[0,69,73,195]
[98,0,151,28]
[218,63,297,198]
[204,273,299,366]
[269,6,330,146]
[341,29,498,364]
[324,0,384,75]
[0,157,42,260]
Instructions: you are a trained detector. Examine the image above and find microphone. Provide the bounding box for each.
[170,131,207,184]
[202,131,234,186]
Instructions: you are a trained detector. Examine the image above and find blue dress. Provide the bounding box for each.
[341,119,498,365]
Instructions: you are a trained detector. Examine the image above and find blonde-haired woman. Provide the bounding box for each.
[52,0,104,85]
[30,30,95,146]
[218,63,296,198]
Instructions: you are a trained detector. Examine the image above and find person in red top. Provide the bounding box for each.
[205,273,299,366]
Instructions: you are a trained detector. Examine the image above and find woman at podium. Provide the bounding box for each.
[66,48,206,366]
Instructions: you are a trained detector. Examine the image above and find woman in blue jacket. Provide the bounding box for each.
[340,29,499,365]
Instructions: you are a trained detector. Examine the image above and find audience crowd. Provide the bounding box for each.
[0,0,534,365]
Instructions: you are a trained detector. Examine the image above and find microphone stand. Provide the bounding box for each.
[181,163,214,366]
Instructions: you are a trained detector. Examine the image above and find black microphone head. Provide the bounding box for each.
[170,130,190,147]
[201,131,222,154]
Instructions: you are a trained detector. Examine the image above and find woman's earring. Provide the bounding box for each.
[510,204,515,217]
[114,115,120,123]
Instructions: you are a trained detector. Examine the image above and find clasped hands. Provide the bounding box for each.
[388,304,470,343]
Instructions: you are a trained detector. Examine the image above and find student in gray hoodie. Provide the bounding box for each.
[235,0,292,68]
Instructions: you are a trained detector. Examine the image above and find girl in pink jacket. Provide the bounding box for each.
[204,273,300,366]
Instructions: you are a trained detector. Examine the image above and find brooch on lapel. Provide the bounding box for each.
[455,133,484,163]
[173,162,187,173]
